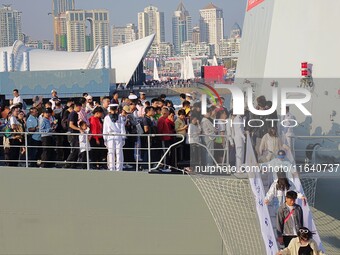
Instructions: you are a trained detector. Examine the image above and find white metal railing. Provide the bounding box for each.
[0,132,187,171]
[1,132,339,170]
[0,131,234,172]
[176,134,232,172]
[292,135,340,163]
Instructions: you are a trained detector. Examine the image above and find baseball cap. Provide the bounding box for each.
[277,150,286,158]
[123,105,131,113]
[43,108,53,114]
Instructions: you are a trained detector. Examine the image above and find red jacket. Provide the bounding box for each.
[157,116,175,141]
[89,116,103,142]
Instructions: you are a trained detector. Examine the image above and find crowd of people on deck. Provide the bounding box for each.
[0,87,326,254]
[0,87,299,172]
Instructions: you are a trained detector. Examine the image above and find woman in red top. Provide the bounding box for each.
[163,108,176,170]
[89,107,104,169]
[157,107,171,141]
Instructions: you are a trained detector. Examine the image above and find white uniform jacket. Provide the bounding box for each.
[103,114,126,143]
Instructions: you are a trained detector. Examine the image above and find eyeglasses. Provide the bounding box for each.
[299,229,309,234]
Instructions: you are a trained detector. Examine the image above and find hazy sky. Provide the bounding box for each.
[1,0,247,41]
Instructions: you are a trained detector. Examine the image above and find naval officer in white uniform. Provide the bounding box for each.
[103,104,126,171]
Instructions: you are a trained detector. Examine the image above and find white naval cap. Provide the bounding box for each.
[107,104,119,111]
[128,94,138,100]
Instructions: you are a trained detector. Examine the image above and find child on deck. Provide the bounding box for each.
[78,121,91,169]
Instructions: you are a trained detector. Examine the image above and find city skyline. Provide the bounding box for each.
[1,0,247,41]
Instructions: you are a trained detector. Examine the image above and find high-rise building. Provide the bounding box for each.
[88,10,110,50]
[192,26,200,45]
[172,2,192,55]
[54,13,67,51]
[65,10,86,52]
[138,5,165,44]
[65,9,109,52]
[0,5,23,47]
[112,23,137,46]
[53,0,75,51]
[52,0,75,16]
[199,3,224,54]
[230,22,242,39]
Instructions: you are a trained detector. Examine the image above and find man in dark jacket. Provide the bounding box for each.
[53,101,64,163]
[276,190,303,247]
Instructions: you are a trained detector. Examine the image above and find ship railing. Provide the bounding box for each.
[2,131,338,171]
[290,135,340,163]
[0,132,230,172]
[149,134,231,173]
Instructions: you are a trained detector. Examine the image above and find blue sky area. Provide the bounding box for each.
[1,0,247,41]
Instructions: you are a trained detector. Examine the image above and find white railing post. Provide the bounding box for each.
[147,135,151,171]
[24,132,29,168]
[86,132,90,170]
[226,139,230,172]
[136,140,139,172]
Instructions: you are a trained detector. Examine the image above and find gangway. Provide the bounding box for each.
[248,133,325,254]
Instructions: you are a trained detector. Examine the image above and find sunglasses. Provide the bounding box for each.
[299,229,309,234]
